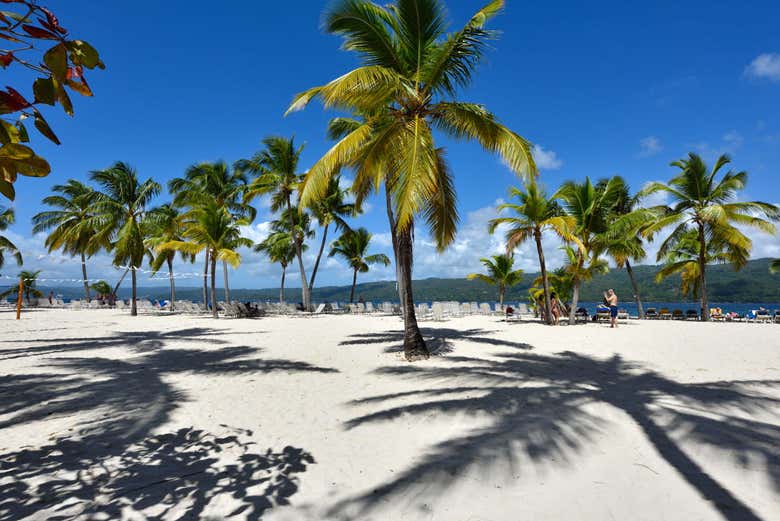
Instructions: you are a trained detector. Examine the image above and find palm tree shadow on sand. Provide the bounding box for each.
[329,350,780,521]
[339,327,534,354]
[0,327,338,520]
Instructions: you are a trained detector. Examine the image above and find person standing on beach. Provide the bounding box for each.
[604,289,618,328]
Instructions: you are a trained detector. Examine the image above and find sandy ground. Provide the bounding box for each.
[0,308,778,521]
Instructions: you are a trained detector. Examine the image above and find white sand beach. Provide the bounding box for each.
[1,309,779,521]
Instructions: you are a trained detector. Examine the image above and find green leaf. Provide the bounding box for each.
[33,111,60,144]
[52,78,73,115]
[66,40,103,69]
[15,120,28,142]
[33,77,56,105]
[0,178,15,200]
[0,143,34,160]
[43,43,68,80]
[0,120,20,144]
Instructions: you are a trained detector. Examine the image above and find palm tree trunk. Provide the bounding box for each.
[81,252,91,302]
[280,265,286,304]
[202,249,209,308]
[167,255,176,312]
[385,184,404,305]
[350,268,357,304]
[210,252,218,319]
[625,260,644,319]
[113,267,129,296]
[499,286,505,308]
[130,268,138,317]
[698,224,710,321]
[535,231,553,325]
[309,222,329,291]
[569,279,580,325]
[287,197,310,311]
[397,225,428,361]
[223,260,230,303]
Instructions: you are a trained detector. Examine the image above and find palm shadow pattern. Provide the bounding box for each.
[339,327,533,354]
[330,351,780,521]
[0,327,337,520]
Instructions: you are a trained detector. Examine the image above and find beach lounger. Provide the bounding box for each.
[773,310,780,324]
[671,309,684,320]
[574,307,589,323]
[685,309,699,321]
[645,308,658,319]
[755,310,771,323]
[659,308,672,320]
[596,306,610,322]
[617,309,630,322]
[479,303,492,315]
[517,303,530,315]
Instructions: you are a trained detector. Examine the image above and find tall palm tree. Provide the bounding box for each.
[655,229,749,299]
[596,181,649,318]
[31,180,102,301]
[169,161,253,305]
[159,203,252,318]
[308,175,355,292]
[144,204,194,312]
[642,153,778,320]
[555,177,625,324]
[89,280,112,296]
[467,254,523,307]
[489,181,579,324]
[238,136,312,310]
[89,162,161,316]
[289,0,536,360]
[0,206,22,272]
[255,216,310,304]
[771,259,780,274]
[329,227,390,304]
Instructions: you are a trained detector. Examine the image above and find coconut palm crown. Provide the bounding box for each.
[467,254,523,307]
[287,0,536,360]
[641,153,778,320]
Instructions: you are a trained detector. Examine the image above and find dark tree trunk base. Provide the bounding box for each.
[403,331,429,362]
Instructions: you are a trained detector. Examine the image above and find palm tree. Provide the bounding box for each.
[655,229,749,299]
[31,180,102,301]
[0,206,22,272]
[89,280,112,296]
[489,181,579,324]
[329,228,390,304]
[555,177,625,324]
[169,161,253,305]
[238,136,312,311]
[642,153,778,321]
[89,162,161,316]
[771,259,780,274]
[467,254,523,307]
[308,175,355,292]
[289,0,536,360]
[255,216,310,304]
[596,181,649,318]
[20,270,43,304]
[159,202,252,318]
[144,204,194,312]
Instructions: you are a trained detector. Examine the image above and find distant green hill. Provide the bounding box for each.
[6,258,777,304]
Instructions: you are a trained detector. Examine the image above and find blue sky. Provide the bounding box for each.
[3,0,780,290]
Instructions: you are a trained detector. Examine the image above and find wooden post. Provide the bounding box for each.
[15,277,23,320]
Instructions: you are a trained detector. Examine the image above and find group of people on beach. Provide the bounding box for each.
[536,289,620,328]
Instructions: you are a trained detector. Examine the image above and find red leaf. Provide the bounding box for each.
[0,53,12,68]
[66,65,83,80]
[4,87,29,108]
[39,7,67,34]
[21,24,58,40]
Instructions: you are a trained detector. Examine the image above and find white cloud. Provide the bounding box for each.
[722,130,744,149]
[239,221,272,244]
[532,145,563,170]
[744,53,780,82]
[638,136,663,157]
